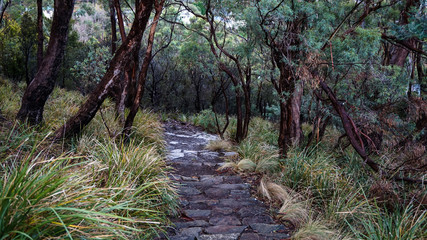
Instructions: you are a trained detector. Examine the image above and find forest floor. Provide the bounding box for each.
[160,121,291,240]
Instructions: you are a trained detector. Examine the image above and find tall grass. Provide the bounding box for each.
[0,79,178,239]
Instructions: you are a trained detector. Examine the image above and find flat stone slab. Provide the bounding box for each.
[184,210,211,218]
[179,227,202,238]
[175,220,210,229]
[179,187,202,196]
[205,225,247,234]
[198,233,240,240]
[209,216,241,225]
[250,223,286,234]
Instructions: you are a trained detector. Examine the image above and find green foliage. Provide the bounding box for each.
[0,18,24,80]
[70,38,111,94]
[348,202,427,240]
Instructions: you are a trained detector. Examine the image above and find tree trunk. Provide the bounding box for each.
[16,0,74,124]
[242,67,251,139]
[114,0,126,42]
[36,0,43,70]
[386,0,420,67]
[274,54,301,158]
[122,0,164,139]
[109,0,117,54]
[55,0,154,139]
[290,80,303,145]
[0,0,10,27]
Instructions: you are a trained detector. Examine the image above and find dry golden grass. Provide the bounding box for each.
[206,139,234,151]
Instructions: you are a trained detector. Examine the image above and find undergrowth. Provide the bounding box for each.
[0,78,178,239]
[188,109,426,239]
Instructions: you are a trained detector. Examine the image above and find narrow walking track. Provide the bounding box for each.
[161,121,291,240]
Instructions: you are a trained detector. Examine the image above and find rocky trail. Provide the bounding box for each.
[160,121,291,240]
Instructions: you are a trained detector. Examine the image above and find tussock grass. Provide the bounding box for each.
[347,201,427,240]
[0,79,178,239]
[206,139,233,152]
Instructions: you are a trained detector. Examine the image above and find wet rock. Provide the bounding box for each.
[242,215,274,225]
[197,233,240,240]
[238,206,267,218]
[182,176,199,181]
[250,224,285,234]
[205,225,247,234]
[179,187,202,196]
[180,227,202,237]
[230,190,251,198]
[209,216,241,225]
[240,233,266,240]
[211,207,234,216]
[184,210,211,218]
[215,184,249,190]
[175,220,210,228]
[205,188,229,198]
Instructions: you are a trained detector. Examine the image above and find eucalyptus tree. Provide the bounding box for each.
[36,0,43,70]
[55,0,165,139]
[17,0,75,124]
[176,0,259,142]
[253,0,312,157]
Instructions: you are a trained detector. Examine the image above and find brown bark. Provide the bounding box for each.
[36,0,43,70]
[290,80,304,145]
[0,0,10,26]
[256,2,304,158]
[213,77,230,139]
[55,0,154,139]
[16,0,74,124]
[386,0,420,67]
[319,81,381,172]
[109,0,117,54]
[122,0,165,139]
[114,0,126,42]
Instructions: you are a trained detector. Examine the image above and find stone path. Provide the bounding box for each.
[160,122,291,240]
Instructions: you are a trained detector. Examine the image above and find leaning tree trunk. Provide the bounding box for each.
[122,0,165,139]
[16,0,74,124]
[0,0,10,27]
[36,0,43,70]
[55,0,154,139]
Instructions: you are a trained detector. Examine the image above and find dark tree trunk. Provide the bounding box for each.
[242,67,251,139]
[290,80,303,145]
[386,0,420,67]
[114,0,126,42]
[55,0,154,139]
[16,0,74,124]
[0,0,10,27]
[24,51,30,85]
[36,0,43,70]
[109,0,117,54]
[122,0,164,139]
[274,51,301,158]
